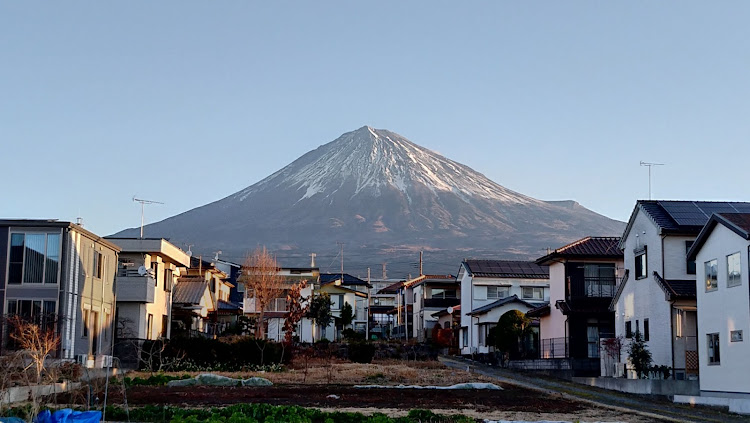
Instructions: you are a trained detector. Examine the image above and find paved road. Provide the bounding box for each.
[439,356,747,423]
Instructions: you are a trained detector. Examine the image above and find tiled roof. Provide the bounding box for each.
[652,272,696,300]
[467,295,539,316]
[217,300,243,313]
[431,304,460,318]
[320,273,368,286]
[555,300,612,315]
[404,274,456,288]
[463,260,549,279]
[536,237,622,264]
[379,281,405,294]
[526,304,550,318]
[720,213,750,234]
[173,280,209,304]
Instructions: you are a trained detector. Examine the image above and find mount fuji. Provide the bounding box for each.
[113,126,624,276]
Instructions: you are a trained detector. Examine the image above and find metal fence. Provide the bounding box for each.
[540,336,569,358]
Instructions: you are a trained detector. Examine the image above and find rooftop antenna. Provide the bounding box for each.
[214,251,222,261]
[186,244,193,257]
[133,196,164,239]
[310,253,316,267]
[639,161,664,200]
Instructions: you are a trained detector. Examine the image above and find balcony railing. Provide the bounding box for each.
[116,274,156,303]
[569,276,616,298]
[540,337,569,358]
[423,298,461,309]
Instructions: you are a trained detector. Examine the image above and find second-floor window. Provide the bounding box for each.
[92,251,103,279]
[487,286,509,300]
[584,264,616,297]
[8,232,61,285]
[705,259,718,292]
[431,288,457,299]
[727,252,741,288]
[634,247,647,280]
[522,287,544,300]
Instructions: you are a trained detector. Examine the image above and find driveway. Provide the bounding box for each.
[440,356,745,423]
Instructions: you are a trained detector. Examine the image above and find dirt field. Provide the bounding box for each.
[106,360,669,422]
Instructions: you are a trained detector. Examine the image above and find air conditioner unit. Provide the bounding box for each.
[98,355,113,368]
[614,362,625,378]
[75,354,88,365]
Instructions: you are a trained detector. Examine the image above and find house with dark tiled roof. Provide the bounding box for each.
[686,213,750,400]
[458,259,549,356]
[319,273,370,333]
[533,237,623,376]
[612,200,750,380]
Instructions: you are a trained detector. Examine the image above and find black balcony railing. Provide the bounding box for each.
[540,337,569,358]
[423,298,460,309]
[569,276,616,298]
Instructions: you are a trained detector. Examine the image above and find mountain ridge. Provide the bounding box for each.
[113,126,625,276]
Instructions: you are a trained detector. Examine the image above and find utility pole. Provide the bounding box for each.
[133,196,164,239]
[337,242,345,279]
[382,262,387,280]
[419,251,423,276]
[309,253,316,268]
[639,161,664,200]
[366,267,371,341]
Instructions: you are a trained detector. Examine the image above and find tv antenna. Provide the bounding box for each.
[639,161,664,200]
[133,196,164,239]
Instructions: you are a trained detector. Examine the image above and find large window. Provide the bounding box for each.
[634,247,647,280]
[6,300,56,330]
[705,259,718,292]
[8,232,61,284]
[707,333,720,365]
[584,264,616,297]
[487,286,509,300]
[727,252,741,288]
[522,287,544,300]
[431,288,457,299]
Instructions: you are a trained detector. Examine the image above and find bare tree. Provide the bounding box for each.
[240,247,284,340]
[9,316,59,386]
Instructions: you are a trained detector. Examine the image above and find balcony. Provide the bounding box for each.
[116,272,155,303]
[568,276,616,299]
[423,298,460,309]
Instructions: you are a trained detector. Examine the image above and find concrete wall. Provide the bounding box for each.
[695,224,750,395]
[574,377,699,396]
[617,209,674,368]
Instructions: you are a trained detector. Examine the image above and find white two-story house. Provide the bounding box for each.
[688,212,750,399]
[612,200,750,380]
[403,274,459,341]
[459,260,549,356]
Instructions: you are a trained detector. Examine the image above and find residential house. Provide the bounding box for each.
[611,201,750,380]
[532,237,623,375]
[106,238,191,341]
[402,274,459,341]
[458,260,549,357]
[687,212,750,398]
[368,277,402,339]
[1,220,120,368]
[319,273,370,333]
[244,267,318,342]
[172,256,238,337]
[379,280,411,339]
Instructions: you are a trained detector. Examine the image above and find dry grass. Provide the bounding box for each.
[128,359,499,386]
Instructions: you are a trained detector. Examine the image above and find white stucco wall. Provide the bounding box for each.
[617,209,674,368]
[695,224,750,395]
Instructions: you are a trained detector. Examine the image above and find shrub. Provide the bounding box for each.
[148,336,290,372]
[627,330,652,379]
[348,341,376,364]
[342,328,365,341]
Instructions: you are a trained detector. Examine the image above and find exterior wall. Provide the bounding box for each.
[541,262,567,340]
[617,209,673,368]
[695,224,750,395]
[459,263,548,355]
[663,235,696,280]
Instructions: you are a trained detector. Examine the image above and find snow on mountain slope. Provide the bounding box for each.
[112,126,625,276]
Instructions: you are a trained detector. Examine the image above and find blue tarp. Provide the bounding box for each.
[34,409,101,423]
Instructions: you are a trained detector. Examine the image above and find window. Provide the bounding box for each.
[147,314,154,339]
[707,333,720,365]
[686,241,696,275]
[104,312,111,341]
[8,232,61,284]
[625,321,632,338]
[462,327,468,347]
[634,247,647,280]
[92,251,103,279]
[331,294,343,310]
[431,288,457,299]
[151,261,159,287]
[487,286,509,299]
[6,300,56,330]
[161,315,168,337]
[164,268,173,292]
[583,264,616,297]
[522,287,544,300]
[727,252,741,288]
[705,259,718,291]
[82,310,90,337]
[644,318,649,341]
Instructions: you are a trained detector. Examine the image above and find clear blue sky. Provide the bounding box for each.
[3,2,750,237]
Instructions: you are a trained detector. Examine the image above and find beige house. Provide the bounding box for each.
[106,238,190,341]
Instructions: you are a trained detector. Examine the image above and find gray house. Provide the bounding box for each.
[1,219,120,367]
